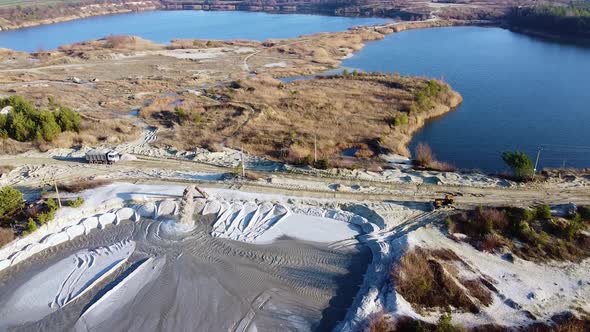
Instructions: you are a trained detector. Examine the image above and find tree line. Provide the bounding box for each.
[0,96,81,143]
[506,4,590,38]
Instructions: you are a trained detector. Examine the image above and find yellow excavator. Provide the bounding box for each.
[433,194,455,209]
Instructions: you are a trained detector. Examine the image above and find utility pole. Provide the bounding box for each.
[314,134,317,163]
[533,147,542,174]
[240,146,245,178]
[54,180,62,208]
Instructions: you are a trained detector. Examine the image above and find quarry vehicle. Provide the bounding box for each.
[433,194,455,209]
[85,149,120,164]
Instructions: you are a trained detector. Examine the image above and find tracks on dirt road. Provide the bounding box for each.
[1,155,589,207]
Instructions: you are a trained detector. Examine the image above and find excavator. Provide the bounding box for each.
[433,194,455,209]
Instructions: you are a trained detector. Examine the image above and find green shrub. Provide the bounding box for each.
[414,80,446,112]
[66,197,84,208]
[502,151,534,180]
[522,209,533,222]
[0,186,24,219]
[563,213,583,241]
[46,197,59,213]
[515,219,536,242]
[535,204,552,220]
[393,113,409,126]
[24,218,37,234]
[314,158,331,170]
[538,231,550,246]
[37,210,56,225]
[36,111,61,141]
[55,107,81,132]
[194,113,203,124]
[436,312,462,332]
[0,114,7,131]
[8,110,36,141]
[578,206,590,221]
[233,161,244,177]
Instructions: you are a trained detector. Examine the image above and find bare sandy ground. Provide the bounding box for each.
[0,182,588,331]
[0,212,369,331]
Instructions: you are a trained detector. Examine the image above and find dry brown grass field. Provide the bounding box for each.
[140,73,461,166]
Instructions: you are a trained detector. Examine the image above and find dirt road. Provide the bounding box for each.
[1,155,588,208]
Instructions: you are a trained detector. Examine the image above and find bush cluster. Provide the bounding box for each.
[174,106,203,125]
[447,205,590,261]
[413,142,456,172]
[36,198,59,226]
[501,151,534,181]
[392,113,408,127]
[0,96,81,143]
[0,186,24,221]
[24,218,37,235]
[413,80,448,112]
[66,197,85,208]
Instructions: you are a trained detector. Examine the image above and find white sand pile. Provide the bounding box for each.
[177,185,197,227]
[202,196,371,244]
[75,256,166,331]
[264,62,288,68]
[0,241,135,329]
[0,183,184,272]
[155,47,255,60]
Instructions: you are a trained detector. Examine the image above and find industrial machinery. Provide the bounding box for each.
[85,149,120,164]
[433,194,455,209]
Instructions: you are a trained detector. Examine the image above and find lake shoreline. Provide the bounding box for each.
[503,24,590,45]
[0,5,486,33]
[0,2,161,32]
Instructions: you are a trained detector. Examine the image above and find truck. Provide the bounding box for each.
[85,149,120,164]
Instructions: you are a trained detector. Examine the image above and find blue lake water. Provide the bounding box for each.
[0,10,389,52]
[343,27,590,172]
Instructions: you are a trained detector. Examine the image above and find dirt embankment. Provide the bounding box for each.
[0,1,161,32]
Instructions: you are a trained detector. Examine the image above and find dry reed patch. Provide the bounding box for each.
[78,115,140,145]
[0,228,15,247]
[257,27,384,72]
[58,35,162,54]
[144,73,460,167]
[0,165,14,176]
[365,312,395,332]
[0,138,31,155]
[57,179,111,193]
[447,206,590,262]
[392,248,495,314]
[168,39,260,50]
[413,142,455,171]
[461,278,493,306]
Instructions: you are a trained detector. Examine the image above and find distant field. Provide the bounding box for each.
[0,0,83,8]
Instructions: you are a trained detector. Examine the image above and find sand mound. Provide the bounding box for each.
[0,241,135,329]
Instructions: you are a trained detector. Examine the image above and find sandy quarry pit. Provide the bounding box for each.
[0,182,587,331]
